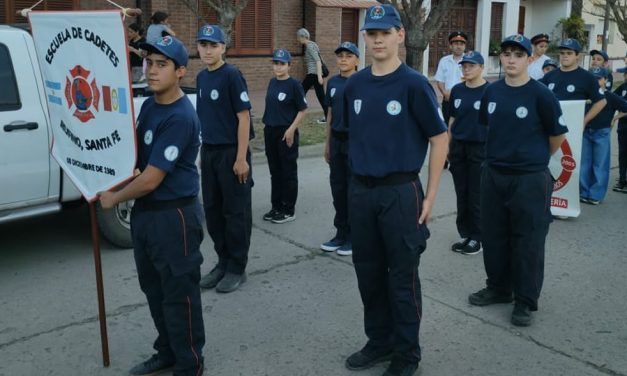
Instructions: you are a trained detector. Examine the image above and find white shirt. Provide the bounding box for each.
[528,55,550,80]
[434,54,463,92]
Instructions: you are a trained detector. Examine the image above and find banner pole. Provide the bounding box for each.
[89,201,110,367]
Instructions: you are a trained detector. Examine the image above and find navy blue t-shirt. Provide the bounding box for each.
[196,63,252,145]
[262,77,307,127]
[343,64,447,177]
[479,79,568,172]
[587,90,627,130]
[613,82,627,130]
[325,74,349,132]
[449,81,489,142]
[540,67,604,103]
[136,96,201,202]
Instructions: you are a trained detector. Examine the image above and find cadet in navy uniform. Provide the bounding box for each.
[195,25,252,293]
[542,59,558,75]
[320,41,360,256]
[612,67,627,193]
[99,36,205,376]
[468,35,567,327]
[262,49,308,223]
[540,38,606,127]
[580,67,627,204]
[448,51,488,255]
[343,5,448,376]
[590,49,613,90]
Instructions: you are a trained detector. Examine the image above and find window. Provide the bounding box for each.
[0,44,21,111]
[341,9,358,45]
[2,0,79,24]
[198,0,272,56]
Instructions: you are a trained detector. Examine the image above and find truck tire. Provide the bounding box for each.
[96,200,133,249]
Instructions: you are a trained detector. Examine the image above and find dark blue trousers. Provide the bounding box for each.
[329,134,351,240]
[618,129,627,183]
[201,145,252,274]
[449,139,484,241]
[131,201,205,376]
[350,177,429,362]
[480,166,553,310]
[264,125,299,214]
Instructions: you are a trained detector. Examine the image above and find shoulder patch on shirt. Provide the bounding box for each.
[354,99,362,114]
[386,100,402,116]
[567,84,575,93]
[437,107,444,121]
[606,81,612,89]
[548,83,555,90]
[278,92,286,101]
[240,91,250,102]
[210,89,219,100]
[164,146,179,162]
[598,88,604,95]
[622,90,626,97]
[144,130,153,145]
[559,115,566,126]
[330,88,336,97]
[473,100,481,110]
[454,99,461,108]
[488,102,497,114]
[515,106,528,119]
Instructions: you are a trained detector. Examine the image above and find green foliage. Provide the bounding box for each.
[488,40,501,56]
[557,15,587,47]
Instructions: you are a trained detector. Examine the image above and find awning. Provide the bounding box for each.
[309,0,381,9]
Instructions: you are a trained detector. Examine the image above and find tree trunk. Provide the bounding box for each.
[571,0,583,17]
[405,45,425,73]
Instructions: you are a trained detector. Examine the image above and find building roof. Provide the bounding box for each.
[310,0,380,9]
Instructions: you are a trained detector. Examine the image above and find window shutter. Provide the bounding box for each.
[7,0,78,23]
[341,9,358,44]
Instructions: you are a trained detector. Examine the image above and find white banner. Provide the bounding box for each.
[550,100,586,217]
[30,11,136,201]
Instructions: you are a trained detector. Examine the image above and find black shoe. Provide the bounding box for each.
[580,197,590,204]
[451,237,469,252]
[345,344,393,370]
[216,272,247,293]
[263,208,280,221]
[468,288,513,306]
[271,211,295,224]
[613,182,627,193]
[199,266,225,289]
[460,240,482,255]
[511,302,532,327]
[129,354,174,375]
[383,357,420,376]
[587,199,600,205]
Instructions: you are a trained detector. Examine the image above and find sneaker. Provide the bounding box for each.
[580,197,590,204]
[460,240,482,255]
[451,237,469,252]
[468,287,513,306]
[383,357,420,376]
[215,272,247,293]
[263,208,280,221]
[320,237,344,252]
[271,211,295,224]
[587,199,600,205]
[316,117,327,124]
[613,182,627,193]
[199,266,225,289]
[511,302,532,327]
[345,344,393,370]
[129,354,174,375]
[336,241,352,256]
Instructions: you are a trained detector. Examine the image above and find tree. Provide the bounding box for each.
[572,0,584,18]
[587,0,627,43]
[383,0,456,73]
[177,0,251,46]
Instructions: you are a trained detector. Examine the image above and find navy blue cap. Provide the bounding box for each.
[459,50,484,65]
[501,34,532,56]
[139,36,188,67]
[590,66,609,78]
[272,49,292,63]
[590,49,609,61]
[334,41,360,57]
[542,59,558,69]
[559,38,582,53]
[449,31,468,43]
[197,24,225,44]
[361,4,402,30]
[617,67,627,73]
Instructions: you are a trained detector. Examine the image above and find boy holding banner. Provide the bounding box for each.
[99,36,205,376]
[468,35,567,327]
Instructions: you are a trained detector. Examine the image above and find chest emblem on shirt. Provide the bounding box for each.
[164,146,179,162]
[278,92,287,101]
[330,88,336,98]
[354,99,362,114]
[567,84,575,93]
[386,100,402,116]
[515,106,528,119]
[144,130,153,145]
[548,83,555,91]
[488,102,497,114]
[210,89,219,100]
[473,100,481,110]
[240,91,250,102]
[454,99,461,109]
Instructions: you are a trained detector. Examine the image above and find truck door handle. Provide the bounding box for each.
[3,121,39,132]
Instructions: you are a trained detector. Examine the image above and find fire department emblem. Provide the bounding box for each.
[64,65,100,123]
[370,6,385,19]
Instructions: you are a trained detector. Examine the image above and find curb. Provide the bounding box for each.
[252,143,325,166]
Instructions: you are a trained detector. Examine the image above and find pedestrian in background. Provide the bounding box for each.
[528,33,550,80]
[612,67,627,193]
[297,28,328,124]
[435,31,466,124]
[127,23,145,83]
[146,11,176,44]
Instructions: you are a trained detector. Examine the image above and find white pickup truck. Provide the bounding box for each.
[0,25,143,248]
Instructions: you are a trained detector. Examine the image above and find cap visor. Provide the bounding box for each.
[334,47,358,56]
[197,36,224,44]
[500,41,530,55]
[360,22,396,31]
[139,43,181,66]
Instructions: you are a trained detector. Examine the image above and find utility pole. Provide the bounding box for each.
[602,0,611,51]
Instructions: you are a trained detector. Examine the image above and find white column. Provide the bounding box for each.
[358,9,366,70]
[503,0,521,36]
[476,0,492,59]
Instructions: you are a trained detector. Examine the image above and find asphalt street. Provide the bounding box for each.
[0,143,626,376]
